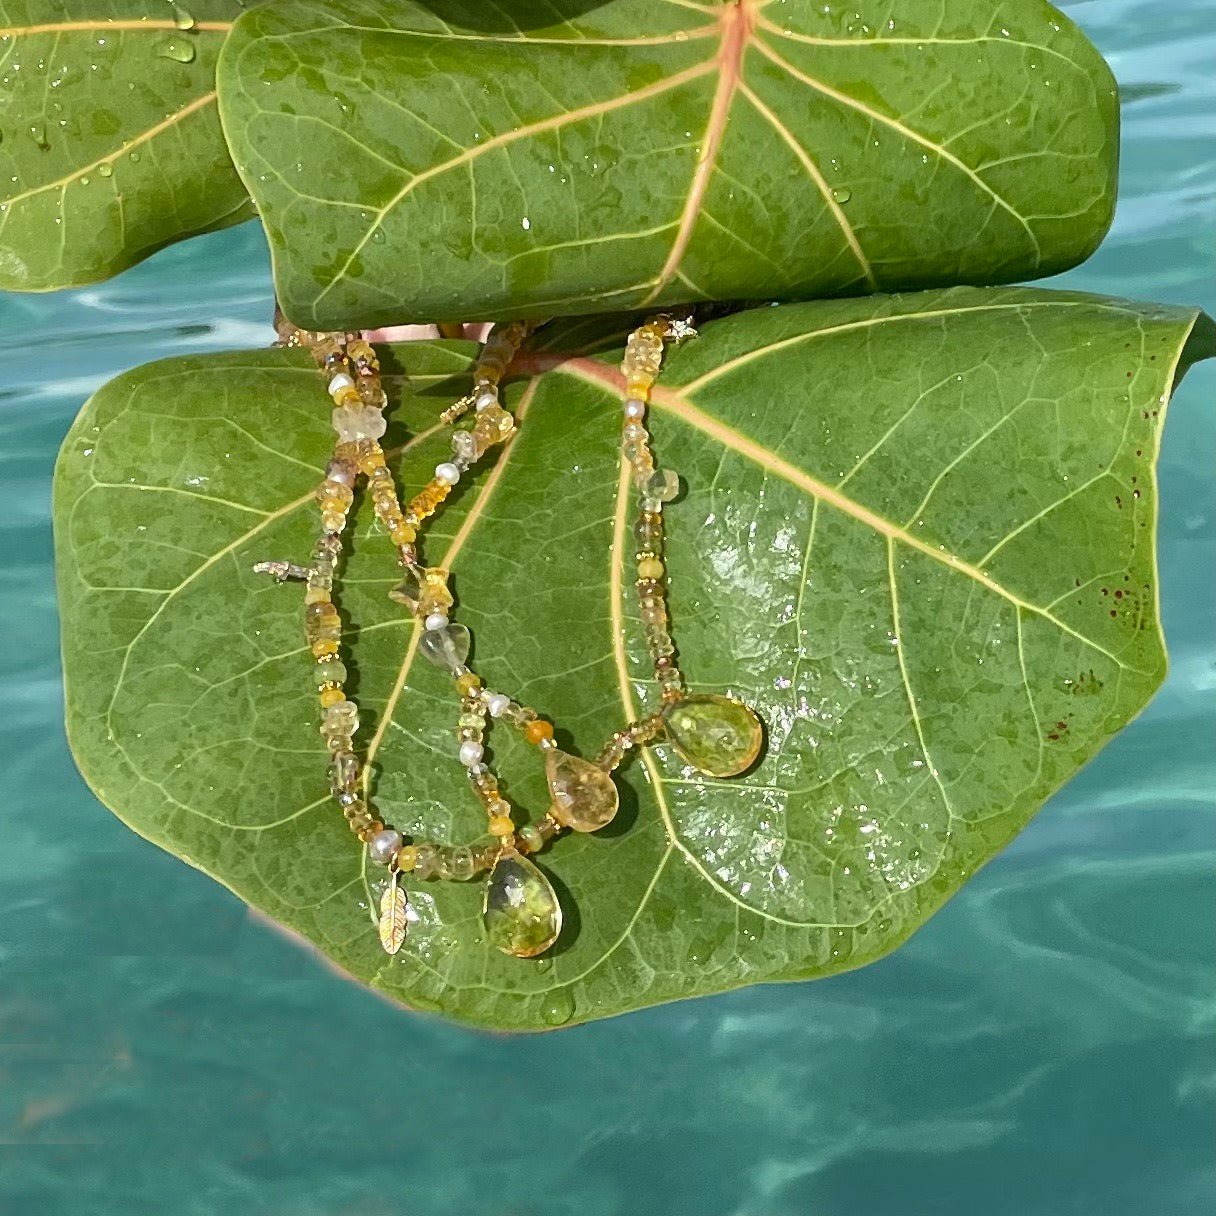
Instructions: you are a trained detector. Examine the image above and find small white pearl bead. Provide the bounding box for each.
[424,612,448,632]
[434,462,461,485]
[459,740,484,766]
[367,828,403,865]
[328,373,355,396]
[486,693,510,718]
[475,389,498,411]
[623,398,646,419]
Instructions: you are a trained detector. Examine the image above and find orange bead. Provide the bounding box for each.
[524,719,553,745]
[319,686,345,707]
[389,524,416,545]
[311,639,339,658]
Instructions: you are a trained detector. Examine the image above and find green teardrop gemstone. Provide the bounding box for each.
[662,693,763,778]
[546,749,619,832]
[482,851,562,958]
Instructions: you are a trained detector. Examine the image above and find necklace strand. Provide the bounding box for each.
[259,316,762,958]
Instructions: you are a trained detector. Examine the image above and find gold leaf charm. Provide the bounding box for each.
[378,874,408,955]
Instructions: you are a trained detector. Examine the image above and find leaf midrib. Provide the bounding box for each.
[259,0,1050,310]
[516,308,1151,677]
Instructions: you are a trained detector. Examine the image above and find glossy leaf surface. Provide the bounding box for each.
[0,0,252,290]
[217,0,1119,328]
[55,288,1211,1029]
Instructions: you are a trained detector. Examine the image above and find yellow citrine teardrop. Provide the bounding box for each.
[662,693,763,778]
[482,850,562,958]
[546,749,619,832]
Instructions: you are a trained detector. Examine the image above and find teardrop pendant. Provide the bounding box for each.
[482,849,562,958]
[546,749,619,832]
[661,693,763,778]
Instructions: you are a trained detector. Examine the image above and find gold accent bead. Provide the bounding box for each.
[637,557,664,581]
[395,844,418,872]
[488,814,515,837]
[319,685,345,707]
[456,672,481,696]
[311,639,339,658]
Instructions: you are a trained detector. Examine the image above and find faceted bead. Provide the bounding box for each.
[315,658,347,689]
[413,842,440,879]
[545,749,619,832]
[331,404,387,442]
[662,693,763,778]
[446,845,476,882]
[418,623,471,674]
[387,568,422,609]
[390,566,453,617]
[640,468,680,504]
[327,751,359,797]
[634,517,663,549]
[451,429,480,463]
[482,850,562,958]
[357,380,386,409]
[623,328,664,380]
[321,699,359,738]
[471,402,515,447]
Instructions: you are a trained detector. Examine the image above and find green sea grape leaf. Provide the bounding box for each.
[54,287,1213,1030]
[0,0,253,291]
[216,0,1119,330]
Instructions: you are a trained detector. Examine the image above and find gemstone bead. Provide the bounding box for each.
[418,623,471,674]
[640,468,680,504]
[482,850,562,958]
[545,749,619,832]
[331,404,387,441]
[387,566,423,610]
[445,845,476,882]
[662,693,763,777]
[389,566,452,615]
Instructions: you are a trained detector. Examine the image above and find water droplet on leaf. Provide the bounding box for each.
[832,187,852,204]
[539,988,574,1027]
[158,39,196,63]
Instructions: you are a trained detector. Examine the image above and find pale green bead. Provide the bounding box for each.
[640,468,680,504]
[482,851,561,957]
[662,693,763,778]
[418,624,471,674]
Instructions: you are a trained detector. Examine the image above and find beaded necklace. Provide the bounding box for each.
[259,316,763,958]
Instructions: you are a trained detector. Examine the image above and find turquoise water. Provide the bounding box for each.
[3,2,1214,1211]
